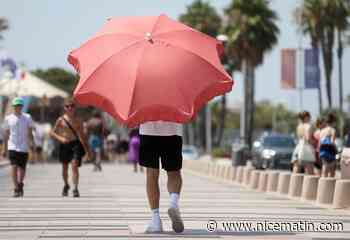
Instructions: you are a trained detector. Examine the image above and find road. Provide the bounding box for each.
[0,162,349,239]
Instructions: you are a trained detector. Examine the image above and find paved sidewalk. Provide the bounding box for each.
[0,162,349,239]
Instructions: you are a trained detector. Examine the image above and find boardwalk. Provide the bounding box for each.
[0,162,349,239]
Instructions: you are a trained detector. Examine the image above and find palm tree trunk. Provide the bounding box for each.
[337,30,344,112]
[241,61,248,147]
[188,122,195,146]
[246,63,255,151]
[320,29,335,108]
[215,94,227,146]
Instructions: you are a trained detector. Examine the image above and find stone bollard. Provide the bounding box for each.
[217,165,224,178]
[316,177,336,205]
[277,172,291,194]
[229,167,237,181]
[258,171,268,192]
[210,163,216,177]
[224,166,231,180]
[243,167,254,185]
[267,171,280,192]
[205,162,211,175]
[236,166,244,183]
[301,175,320,201]
[249,170,261,189]
[332,180,350,209]
[220,165,227,179]
[288,174,304,197]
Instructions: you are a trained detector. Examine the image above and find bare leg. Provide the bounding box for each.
[62,163,69,185]
[96,150,102,171]
[146,168,160,210]
[167,170,184,233]
[292,162,299,174]
[11,166,18,189]
[72,160,79,189]
[304,164,314,175]
[18,167,26,184]
[167,170,182,194]
[329,162,336,178]
[133,162,138,173]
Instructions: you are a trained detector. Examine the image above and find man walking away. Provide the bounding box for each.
[139,121,184,233]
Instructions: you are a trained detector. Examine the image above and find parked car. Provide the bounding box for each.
[252,134,296,170]
[182,145,199,160]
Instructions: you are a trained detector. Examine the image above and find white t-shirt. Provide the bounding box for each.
[139,121,183,136]
[3,113,34,153]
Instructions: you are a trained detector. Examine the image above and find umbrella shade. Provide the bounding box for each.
[68,14,233,127]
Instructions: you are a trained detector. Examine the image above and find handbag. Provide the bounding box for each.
[298,139,315,163]
[341,148,350,179]
[61,117,86,156]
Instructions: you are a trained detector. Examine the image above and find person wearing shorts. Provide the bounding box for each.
[2,97,35,198]
[86,112,106,172]
[139,121,184,233]
[50,99,92,197]
[319,113,337,178]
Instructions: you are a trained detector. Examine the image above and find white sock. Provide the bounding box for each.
[169,193,179,209]
[151,208,161,223]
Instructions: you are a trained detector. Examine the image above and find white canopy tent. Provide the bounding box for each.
[0,71,69,98]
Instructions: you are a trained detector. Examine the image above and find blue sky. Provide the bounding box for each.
[1,0,350,117]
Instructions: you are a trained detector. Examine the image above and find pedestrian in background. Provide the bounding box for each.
[2,97,35,197]
[313,117,326,176]
[128,128,143,173]
[86,111,106,172]
[292,111,315,175]
[50,98,92,197]
[319,112,337,178]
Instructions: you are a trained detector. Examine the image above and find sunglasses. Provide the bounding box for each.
[65,104,75,109]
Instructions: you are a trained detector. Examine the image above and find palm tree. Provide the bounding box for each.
[299,0,349,109]
[295,1,323,113]
[224,0,279,150]
[179,0,222,148]
[0,18,8,40]
[333,0,349,112]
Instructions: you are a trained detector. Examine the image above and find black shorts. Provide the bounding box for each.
[59,140,84,167]
[139,135,183,171]
[9,150,28,169]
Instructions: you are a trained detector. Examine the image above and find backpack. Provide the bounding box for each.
[319,136,337,162]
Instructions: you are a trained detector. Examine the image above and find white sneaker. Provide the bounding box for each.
[168,207,184,233]
[145,219,163,233]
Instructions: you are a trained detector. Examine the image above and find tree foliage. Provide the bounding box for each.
[179,0,222,37]
[0,17,9,40]
[224,0,279,70]
[32,68,78,94]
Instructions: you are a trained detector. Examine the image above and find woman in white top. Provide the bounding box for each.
[293,111,315,175]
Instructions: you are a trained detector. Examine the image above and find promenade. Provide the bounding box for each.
[0,161,349,239]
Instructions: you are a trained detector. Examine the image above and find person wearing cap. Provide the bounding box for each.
[2,97,35,197]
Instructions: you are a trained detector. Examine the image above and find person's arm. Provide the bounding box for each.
[2,129,9,157]
[28,127,35,149]
[76,119,93,159]
[331,128,336,143]
[50,118,68,144]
